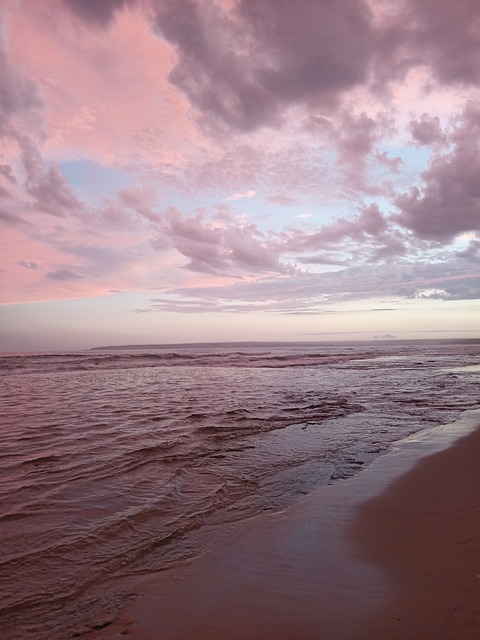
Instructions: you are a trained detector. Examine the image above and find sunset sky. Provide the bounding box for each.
[1,0,479,351]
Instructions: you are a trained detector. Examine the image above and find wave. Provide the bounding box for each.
[0,348,380,377]
[1,342,479,639]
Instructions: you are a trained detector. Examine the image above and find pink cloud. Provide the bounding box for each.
[6,1,195,168]
[226,190,256,201]
[152,0,375,132]
[2,0,480,316]
[118,188,162,224]
[46,268,84,281]
[267,195,298,206]
[283,204,395,255]
[395,104,480,240]
[404,0,480,86]
[0,164,17,183]
[149,257,480,312]
[336,111,378,163]
[305,107,398,194]
[156,207,290,276]
[60,0,137,28]
[0,209,32,227]
[374,151,403,173]
[17,260,40,270]
[0,48,43,132]
[28,165,85,218]
[408,113,446,146]
[149,0,480,138]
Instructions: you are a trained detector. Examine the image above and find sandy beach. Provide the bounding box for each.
[89,412,480,640]
[352,421,480,639]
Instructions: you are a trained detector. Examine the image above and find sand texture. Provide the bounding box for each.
[92,420,480,640]
[352,424,480,639]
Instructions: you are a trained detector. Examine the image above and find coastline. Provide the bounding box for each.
[91,410,480,640]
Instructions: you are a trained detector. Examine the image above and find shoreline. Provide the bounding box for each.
[351,418,480,638]
[91,410,480,640]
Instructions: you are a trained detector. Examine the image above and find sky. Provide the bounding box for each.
[1,0,479,351]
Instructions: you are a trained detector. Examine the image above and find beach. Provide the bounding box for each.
[1,345,479,639]
[353,419,480,639]
[91,413,480,640]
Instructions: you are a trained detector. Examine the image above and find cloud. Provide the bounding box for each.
[371,0,480,93]
[18,260,40,270]
[225,189,256,201]
[151,0,480,138]
[147,256,480,315]
[28,165,85,218]
[335,110,379,165]
[13,131,44,186]
[267,194,297,206]
[395,104,480,241]
[296,254,347,266]
[306,108,396,193]
[415,279,480,300]
[3,130,85,222]
[182,142,335,199]
[118,188,162,223]
[2,0,480,320]
[153,0,375,132]
[404,0,480,87]
[456,238,480,263]
[45,268,84,281]
[0,209,32,227]
[60,0,137,28]
[282,203,405,263]
[408,113,446,146]
[54,241,132,275]
[0,48,43,131]
[374,151,403,173]
[156,206,290,276]
[0,164,17,183]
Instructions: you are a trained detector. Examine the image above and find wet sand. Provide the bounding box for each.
[352,422,480,639]
[92,416,480,640]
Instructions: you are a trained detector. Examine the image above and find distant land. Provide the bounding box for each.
[90,338,480,351]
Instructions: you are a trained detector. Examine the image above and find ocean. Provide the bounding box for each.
[1,341,479,639]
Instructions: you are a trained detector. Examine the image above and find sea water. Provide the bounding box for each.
[1,341,479,638]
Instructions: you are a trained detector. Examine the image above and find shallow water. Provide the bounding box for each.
[1,341,479,639]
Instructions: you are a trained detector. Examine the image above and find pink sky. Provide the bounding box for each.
[1,0,479,350]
